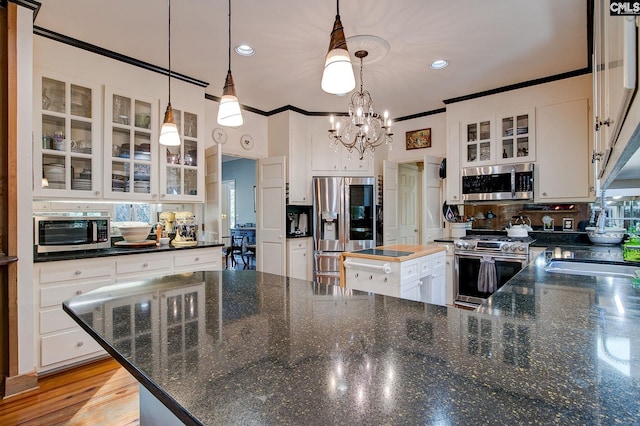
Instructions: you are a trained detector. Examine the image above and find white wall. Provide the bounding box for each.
[387,112,447,162]
[204,99,269,159]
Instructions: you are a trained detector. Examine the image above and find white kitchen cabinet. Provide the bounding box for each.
[535,98,594,202]
[33,69,102,199]
[310,132,372,174]
[446,122,462,204]
[103,86,159,201]
[34,246,222,373]
[593,2,637,182]
[496,109,535,163]
[287,237,312,280]
[35,257,115,372]
[269,111,312,204]
[461,117,494,167]
[158,102,205,203]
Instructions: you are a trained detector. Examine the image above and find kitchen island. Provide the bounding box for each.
[64,259,640,425]
[340,244,447,305]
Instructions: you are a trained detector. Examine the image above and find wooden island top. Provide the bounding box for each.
[341,244,446,262]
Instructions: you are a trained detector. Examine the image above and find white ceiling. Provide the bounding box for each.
[32,0,590,120]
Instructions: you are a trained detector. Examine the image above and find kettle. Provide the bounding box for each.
[506,215,532,237]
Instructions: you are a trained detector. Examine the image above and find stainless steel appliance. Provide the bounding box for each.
[313,176,376,285]
[34,215,110,253]
[462,163,534,202]
[454,234,534,307]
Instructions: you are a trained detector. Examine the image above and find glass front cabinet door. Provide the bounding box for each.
[496,109,535,164]
[104,87,159,201]
[462,118,494,167]
[34,70,101,198]
[159,102,204,202]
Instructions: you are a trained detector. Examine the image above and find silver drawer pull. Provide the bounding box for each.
[194,257,200,262]
[368,275,373,280]
[383,277,387,283]
[75,271,82,275]
[75,290,83,295]
[142,262,148,268]
[354,272,359,279]
[77,341,84,347]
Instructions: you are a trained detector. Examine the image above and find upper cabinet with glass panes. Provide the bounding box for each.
[33,69,102,198]
[496,109,535,164]
[158,101,204,202]
[103,87,159,201]
[461,118,494,167]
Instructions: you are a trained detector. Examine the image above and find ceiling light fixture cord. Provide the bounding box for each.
[327,50,393,160]
[168,0,172,101]
[227,0,231,73]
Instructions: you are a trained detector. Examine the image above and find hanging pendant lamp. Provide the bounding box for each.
[321,0,355,95]
[217,0,243,127]
[160,0,181,146]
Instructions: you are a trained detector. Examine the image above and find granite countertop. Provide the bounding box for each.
[64,258,640,425]
[342,244,446,262]
[34,241,223,263]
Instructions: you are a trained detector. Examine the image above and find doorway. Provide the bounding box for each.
[398,163,421,244]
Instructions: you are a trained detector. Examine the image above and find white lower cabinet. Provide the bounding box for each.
[35,246,222,373]
[287,238,312,281]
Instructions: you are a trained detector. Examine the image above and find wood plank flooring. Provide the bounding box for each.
[0,358,139,425]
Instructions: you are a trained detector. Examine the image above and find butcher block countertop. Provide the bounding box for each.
[341,244,446,262]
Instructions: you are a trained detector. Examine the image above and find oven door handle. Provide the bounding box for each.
[455,253,527,263]
[343,259,392,274]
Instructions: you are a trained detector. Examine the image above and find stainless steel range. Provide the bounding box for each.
[454,235,535,307]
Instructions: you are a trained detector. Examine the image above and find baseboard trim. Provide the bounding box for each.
[2,370,39,399]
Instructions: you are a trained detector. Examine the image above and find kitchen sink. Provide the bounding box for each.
[544,260,640,279]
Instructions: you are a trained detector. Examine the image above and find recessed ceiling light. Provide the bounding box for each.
[235,44,255,56]
[430,59,449,70]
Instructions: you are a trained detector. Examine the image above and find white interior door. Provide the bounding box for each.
[383,160,398,246]
[257,156,286,275]
[204,146,220,243]
[423,155,444,242]
[221,181,232,238]
[398,163,420,244]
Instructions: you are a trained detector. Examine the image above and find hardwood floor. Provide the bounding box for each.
[0,358,139,425]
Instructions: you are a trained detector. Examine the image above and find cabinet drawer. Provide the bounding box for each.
[38,258,114,284]
[401,260,419,281]
[116,253,172,275]
[41,328,104,367]
[40,279,112,308]
[174,250,218,269]
[431,252,446,270]
[419,257,431,276]
[40,307,82,334]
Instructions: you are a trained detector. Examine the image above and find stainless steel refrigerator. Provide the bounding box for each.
[313,176,377,285]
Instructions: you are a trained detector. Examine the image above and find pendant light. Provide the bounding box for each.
[321,0,355,95]
[217,0,243,127]
[159,0,181,146]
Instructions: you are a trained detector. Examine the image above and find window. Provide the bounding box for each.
[114,203,154,223]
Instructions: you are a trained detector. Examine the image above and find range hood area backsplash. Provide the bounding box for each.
[460,203,591,232]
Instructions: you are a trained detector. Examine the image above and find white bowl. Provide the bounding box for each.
[117,222,152,242]
[585,227,626,245]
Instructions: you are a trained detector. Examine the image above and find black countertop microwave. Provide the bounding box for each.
[462,163,534,202]
[34,215,110,253]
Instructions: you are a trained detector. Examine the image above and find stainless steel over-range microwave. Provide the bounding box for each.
[34,216,110,253]
[461,163,534,202]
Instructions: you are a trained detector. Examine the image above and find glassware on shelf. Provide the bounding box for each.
[42,88,51,110]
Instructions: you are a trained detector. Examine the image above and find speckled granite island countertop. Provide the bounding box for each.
[64,261,640,425]
[341,244,446,261]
